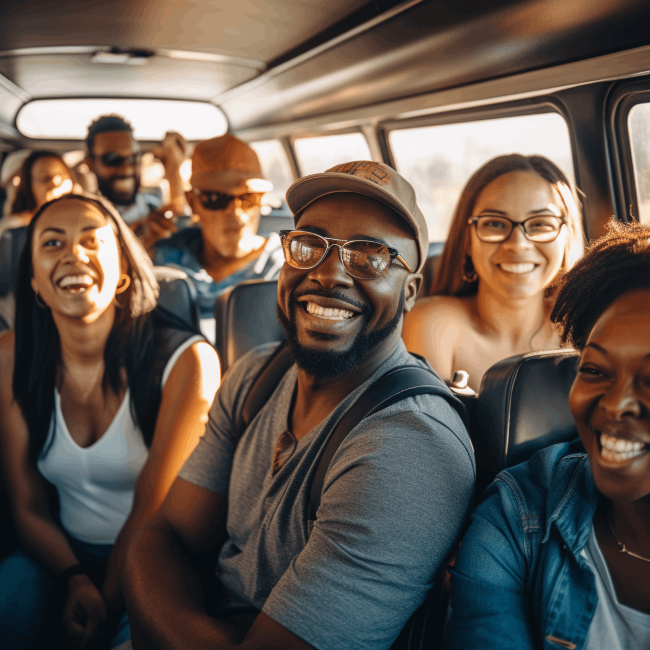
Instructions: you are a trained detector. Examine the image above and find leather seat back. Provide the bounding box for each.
[418,241,444,297]
[475,349,580,486]
[0,225,28,297]
[214,279,285,374]
[153,266,200,331]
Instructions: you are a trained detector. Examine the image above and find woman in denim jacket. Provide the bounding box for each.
[447,220,650,650]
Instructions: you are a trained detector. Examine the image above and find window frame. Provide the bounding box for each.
[289,126,374,177]
[378,97,578,241]
[15,95,229,143]
[607,78,650,225]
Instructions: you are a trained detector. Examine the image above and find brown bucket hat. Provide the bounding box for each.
[190,134,273,193]
[286,160,429,272]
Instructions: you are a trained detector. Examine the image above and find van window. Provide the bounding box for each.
[16,98,228,141]
[628,103,650,224]
[388,113,574,240]
[250,140,294,207]
[294,133,372,176]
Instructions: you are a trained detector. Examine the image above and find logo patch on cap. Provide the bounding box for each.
[331,161,391,186]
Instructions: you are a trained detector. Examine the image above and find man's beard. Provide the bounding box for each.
[276,285,405,381]
[96,174,140,207]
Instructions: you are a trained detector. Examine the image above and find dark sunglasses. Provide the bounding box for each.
[93,152,142,168]
[192,189,263,211]
[279,230,413,280]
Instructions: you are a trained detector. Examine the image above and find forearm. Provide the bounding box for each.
[102,511,145,611]
[15,509,81,575]
[124,519,238,650]
[164,167,186,212]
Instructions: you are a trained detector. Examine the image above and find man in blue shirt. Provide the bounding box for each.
[152,135,284,340]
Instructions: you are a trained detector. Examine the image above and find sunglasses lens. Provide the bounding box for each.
[100,153,141,168]
[343,241,391,279]
[198,192,262,211]
[199,192,231,210]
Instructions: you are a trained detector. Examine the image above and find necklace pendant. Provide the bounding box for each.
[617,542,627,553]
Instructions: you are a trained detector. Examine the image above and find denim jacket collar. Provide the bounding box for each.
[542,450,600,561]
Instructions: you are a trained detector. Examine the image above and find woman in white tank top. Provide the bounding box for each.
[0,193,220,649]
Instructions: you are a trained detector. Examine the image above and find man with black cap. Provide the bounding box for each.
[122,161,475,650]
[152,134,284,336]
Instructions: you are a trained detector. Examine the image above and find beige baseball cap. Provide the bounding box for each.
[286,161,429,272]
[190,134,273,193]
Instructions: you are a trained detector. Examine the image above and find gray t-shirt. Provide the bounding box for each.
[584,526,650,649]
[179,339,475,650]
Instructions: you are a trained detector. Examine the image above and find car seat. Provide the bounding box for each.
[474,349,580,494]
[213,279,285,374]
[153,266,201,331]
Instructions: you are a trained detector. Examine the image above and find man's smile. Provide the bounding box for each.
[297,294,363,322]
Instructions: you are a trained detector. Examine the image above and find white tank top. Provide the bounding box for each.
[37,335,203,544]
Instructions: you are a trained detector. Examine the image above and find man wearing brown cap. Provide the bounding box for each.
[123,162,475,650]
[152,134,284,337]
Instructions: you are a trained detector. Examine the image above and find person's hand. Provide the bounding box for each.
[62,574,107,649]
[152,131,187,176]
[131,207,181,250]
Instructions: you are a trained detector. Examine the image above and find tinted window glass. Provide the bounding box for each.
[250,140,294,207]
[17,98,228,141]
[389,113,574,240]
[294,133,372,176]
[628,103,650,224]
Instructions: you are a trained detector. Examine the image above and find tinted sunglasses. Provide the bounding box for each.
[279,230,413,280]
[192,189,263,211]
[94,152,142,168]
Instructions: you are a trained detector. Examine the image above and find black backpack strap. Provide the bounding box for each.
[308,365,467,521]
[236,341,293,437]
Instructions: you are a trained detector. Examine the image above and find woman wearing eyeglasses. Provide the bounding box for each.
[402,154,584,391]
[447,221,650,650]
[0,193,220,649]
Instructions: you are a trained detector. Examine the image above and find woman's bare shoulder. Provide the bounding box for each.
[409,294,476,327]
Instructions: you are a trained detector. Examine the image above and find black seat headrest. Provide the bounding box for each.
[476,349,579,481]
[214,279,285,375]
[153,266,200,331]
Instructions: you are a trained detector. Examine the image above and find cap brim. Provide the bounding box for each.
[191,172,272,193]
[287,173,410,226]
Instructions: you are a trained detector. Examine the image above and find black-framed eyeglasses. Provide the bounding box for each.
[93,152,142,168]
[192,189,263,212]
[467,214,567,243]
[279,230,413,280]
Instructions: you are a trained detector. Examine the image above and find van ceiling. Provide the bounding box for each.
[3,0,650,139]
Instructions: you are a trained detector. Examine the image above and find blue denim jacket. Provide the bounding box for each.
[152,228,284,318]
[447,438,601,650]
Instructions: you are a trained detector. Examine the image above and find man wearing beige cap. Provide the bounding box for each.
[124,161,475,650]
[152,134,284,334]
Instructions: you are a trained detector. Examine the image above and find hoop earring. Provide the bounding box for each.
[113,295,125,309]
[34,293,48,309]
[462,255,478,283]
[115,274,131,295]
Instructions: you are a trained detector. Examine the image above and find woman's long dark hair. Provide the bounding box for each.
[9,151,73,216]
[430,154,585,297]
[12,192,163,462]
